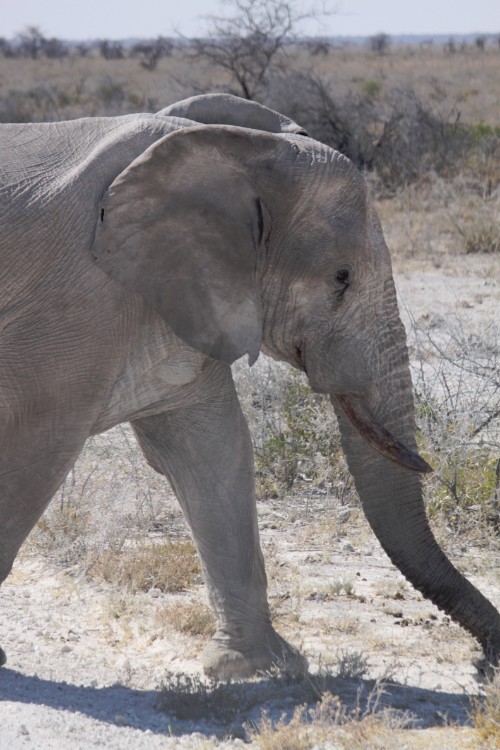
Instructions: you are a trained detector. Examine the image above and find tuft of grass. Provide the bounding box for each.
[471,673,500,746]
[249,689,412,750]
[359,79,383,98]
[327,580,356,597]
[90,540,201,593]
[156,672,241,722]
[458,220,500,254]
[155,600,215,637]
[335,649,370,680]
[29,504,91,565]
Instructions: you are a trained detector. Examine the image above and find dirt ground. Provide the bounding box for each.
[0,242,499,747]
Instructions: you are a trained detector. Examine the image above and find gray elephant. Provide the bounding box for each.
[1,94,499,679]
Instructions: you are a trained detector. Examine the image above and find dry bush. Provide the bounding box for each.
[270,73,499,191]
[89,540,200,593]
[410,315,500,530]
[25,424,189,569]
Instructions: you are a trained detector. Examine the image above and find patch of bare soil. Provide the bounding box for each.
[0,254,499,748]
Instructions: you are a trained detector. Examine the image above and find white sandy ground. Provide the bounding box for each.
[0,252,498,748]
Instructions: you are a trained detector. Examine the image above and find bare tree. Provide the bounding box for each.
[17,26,45,59]
[0,38,15,58]
[191,0,332,100]
[76,43,91,57]
[131,37,173,71]
[308,38,330,55]
[369,33,390,55]
[475,35,486,51]
[42,37,68,59]
[99,40,124,60]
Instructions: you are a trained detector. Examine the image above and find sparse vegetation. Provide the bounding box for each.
[472,672,500,746]
[234,363,347,495]
[411,315,500,530]
[1,37,498,193]
[249,686,413,749]
[90,540,201,593]
[155,600,215,637]
[156,668,415,746]
[335,649,370,679]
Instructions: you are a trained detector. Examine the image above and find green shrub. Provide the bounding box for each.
[234,363,348,495]
[359,80,382,98]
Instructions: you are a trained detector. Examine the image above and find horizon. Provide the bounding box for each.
[2,0,499,41]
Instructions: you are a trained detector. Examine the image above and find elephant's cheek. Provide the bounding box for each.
[305,338,371,395]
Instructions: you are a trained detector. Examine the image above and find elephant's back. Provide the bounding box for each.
[0,115,180,307]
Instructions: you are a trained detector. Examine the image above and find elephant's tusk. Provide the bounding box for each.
[334,393,433,474]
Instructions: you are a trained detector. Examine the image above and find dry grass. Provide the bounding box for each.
[471,672,500,747]
[295,44,500,127]
[154,599,215,638]
[2,44,499,124]
[89,540,201,593]
[248,690,412,750]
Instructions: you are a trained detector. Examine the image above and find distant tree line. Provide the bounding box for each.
[1,20,498,74]
[0,26,174,70]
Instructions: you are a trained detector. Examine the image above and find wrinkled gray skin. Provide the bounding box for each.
[1,93,499,679]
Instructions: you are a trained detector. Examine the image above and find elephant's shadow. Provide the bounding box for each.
[0,667,475,737]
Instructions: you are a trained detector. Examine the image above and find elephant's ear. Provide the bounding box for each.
[92,125,275,365]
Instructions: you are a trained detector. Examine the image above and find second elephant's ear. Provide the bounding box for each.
[92,125,275,364]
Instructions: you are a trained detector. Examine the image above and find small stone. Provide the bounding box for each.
[18,725,29,737]
[114,714,127,725]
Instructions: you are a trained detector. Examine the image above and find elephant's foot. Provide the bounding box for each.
[0,646,6,667]
[202,628,308,680]
[474,639,500,680]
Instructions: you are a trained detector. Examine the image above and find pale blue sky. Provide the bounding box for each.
[2,0,499,40]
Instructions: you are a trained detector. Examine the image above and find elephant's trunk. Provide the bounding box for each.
[320,274,500,659]
[331,393,500,662]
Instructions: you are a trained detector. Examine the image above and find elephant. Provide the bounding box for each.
[1,93,499,680]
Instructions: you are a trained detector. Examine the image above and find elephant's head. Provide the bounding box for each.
[92,124,500,662]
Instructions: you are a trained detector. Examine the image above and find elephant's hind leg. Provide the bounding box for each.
[132,363,307,680]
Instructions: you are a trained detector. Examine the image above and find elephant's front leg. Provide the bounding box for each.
[132,364,307,680]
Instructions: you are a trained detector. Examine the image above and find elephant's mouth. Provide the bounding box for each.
[334,392,433,474]
[294,345,306,371]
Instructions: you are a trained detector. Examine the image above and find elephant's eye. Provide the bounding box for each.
[336,269,350,294]
[336,269,350,285]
